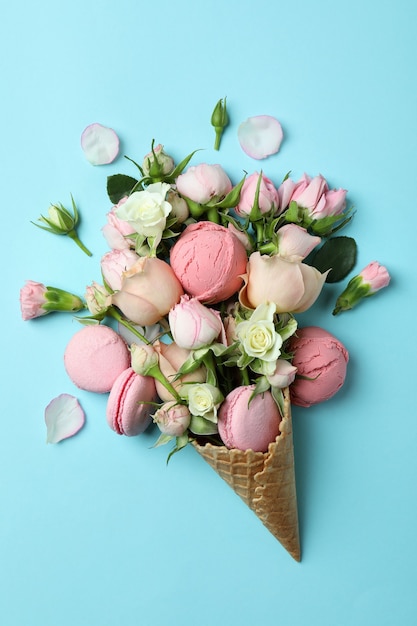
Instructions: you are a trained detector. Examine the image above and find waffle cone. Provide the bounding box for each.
[192,388,300,561]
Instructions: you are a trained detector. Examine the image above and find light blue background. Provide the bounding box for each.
[2,1,416,624]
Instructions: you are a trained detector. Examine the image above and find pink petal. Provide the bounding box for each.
[81,123,120,165]
[45,394,85,444]
[238,115,283,160]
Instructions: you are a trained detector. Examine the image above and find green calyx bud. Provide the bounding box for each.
[332,275,371,315]
[211,97,229,151]
[33,196,92,256]
[43,286,85,313]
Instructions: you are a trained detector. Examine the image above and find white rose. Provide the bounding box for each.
[236,302,283,364]
[116,182,172,241]
[186,383,223,423]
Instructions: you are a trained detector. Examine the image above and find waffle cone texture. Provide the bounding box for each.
[193,388,300,561]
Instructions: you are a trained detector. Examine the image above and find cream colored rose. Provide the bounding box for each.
[236,302,282,365]
[186,383,223,423]
[239,251,328,314]
[115,182,172,241]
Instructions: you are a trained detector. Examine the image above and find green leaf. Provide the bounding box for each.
[107,174,139,204]
[310,236,357,283]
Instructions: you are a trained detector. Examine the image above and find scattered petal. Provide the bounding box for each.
[45,394,85,444]
[238,115,283,160]
[81,123,120,165]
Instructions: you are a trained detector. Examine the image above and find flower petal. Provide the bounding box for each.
[45,394,85,444]
[81,123,120,165]
[238,115,283,160]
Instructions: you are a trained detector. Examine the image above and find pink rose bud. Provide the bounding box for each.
[169,295,224,350]
[276,224,321,261]
[85,281,112,316]
[153,341,206,402]
[142,143,175,177]
[175,163,232,205]
[266,359,297,388]
[319,188,347,219]
[291,174,328,214]
[131,343,159,376]
[277,177,297,212]
[102,197,136,250]
[235,172,279,217]
[100,249,140,292]
[166,190,190,223]
[111,257,184,326]
[153,401,191,437]
[20,281,85,321]
[333,261,390,315]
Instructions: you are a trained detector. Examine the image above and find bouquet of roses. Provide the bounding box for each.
[20,106,390,561]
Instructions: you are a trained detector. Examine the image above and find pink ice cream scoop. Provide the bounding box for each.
[288,326,349,407]
[106,367,157,436]
[218,385,282,452]
[170,221,248,303]
[64,325,130,393]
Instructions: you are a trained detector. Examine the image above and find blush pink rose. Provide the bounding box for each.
[239,251,328,314]
[266,359,298,388]
[153,401,191,437]
[102,197,136,250]
[170,221,248,303]
[169,295,224,350]
[235,172,279,217]
[276,224,321,261]
[153,341,206,402]
[20,280,48,320]
[278,173,347,219]
[100,248,140,291]
[359,261,390,293]
[111,257,184,325]
[175,163,232,204]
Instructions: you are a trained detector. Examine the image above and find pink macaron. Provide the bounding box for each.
[218,385,282,452]
[106,367,157,436]
[64,325,130,393]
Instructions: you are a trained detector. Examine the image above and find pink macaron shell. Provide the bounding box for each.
[64,325,130,393]
[218,385,282,452]
[106,367,157,436]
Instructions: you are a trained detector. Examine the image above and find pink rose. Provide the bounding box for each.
[20,280,49,320]
[100,248,140,291]
[266,359,297,388]
[153,341,206,401]
[279,174,347,219]
[153,401,191,437]
[111,257,184,325]
[239,251,328,314]
[175,163,232,204]
[102,197,136,250]
[276,224,321,261]
[359,261,391,293]
[235,172,279,217]
[169,295,224,350]
[170,221,248,304]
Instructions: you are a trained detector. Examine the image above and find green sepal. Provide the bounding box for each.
[212,172,247,209]
[310,236,357,283]
[107,174,139,204]
[152,432,174,449]
[188,415,219,436]
[166,434,190,464]
[248,376,270,404]
[270,385,285,416]
[309,207,354,236]
[164,150,201,183]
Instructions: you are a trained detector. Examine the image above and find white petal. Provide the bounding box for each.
[238,115,283,160]
[45,394,85,444]
[81,123,120,165]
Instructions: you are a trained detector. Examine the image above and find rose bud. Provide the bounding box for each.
[153,341,206,402]
[142,143,175,178]
[20,281,85,321]
[266,359,298,388]
[169,295,224,350]
[153,401,191,437]
[235,172,279,217]
[333,261,390,315]
[102,197,136,250]
[175,163,232,205]
[130,343,159,376]
[111,257,184,326]
[276,224,321,262]
[85,281,112,316]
